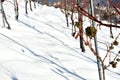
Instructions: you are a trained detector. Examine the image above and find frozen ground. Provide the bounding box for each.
[0,1,120,80]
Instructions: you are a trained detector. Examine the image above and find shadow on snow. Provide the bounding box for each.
[0,64,18,80]
[0,33,87,80]
[18,20,97,64]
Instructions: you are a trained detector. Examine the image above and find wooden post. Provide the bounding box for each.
[77,0,85,52]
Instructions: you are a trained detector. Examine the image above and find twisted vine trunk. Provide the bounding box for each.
[2,9,11,29]
[71,0,76,37]
[0,1,11,29]
[64,0,69,27]
[29,0,32,11]
[25,0,28,14]
[33,0,36,8]
[14,0,19,20]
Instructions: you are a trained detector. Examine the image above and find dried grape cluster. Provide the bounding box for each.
[85,26,97,37]
[109,51,120,68]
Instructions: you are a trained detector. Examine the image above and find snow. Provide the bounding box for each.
[0,1,120,80]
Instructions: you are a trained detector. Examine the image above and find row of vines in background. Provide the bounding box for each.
[0,0,38,29]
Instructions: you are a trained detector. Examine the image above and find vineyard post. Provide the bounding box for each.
[107,0,114,38]
[65,0,69,27]
[96,0,101,29]
[0,0,5,27]
[90,0,102,80]
[77,0,85,52]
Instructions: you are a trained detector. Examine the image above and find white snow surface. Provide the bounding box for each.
[0,1,120,80]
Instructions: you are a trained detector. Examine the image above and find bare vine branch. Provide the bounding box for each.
[75,6,120,28]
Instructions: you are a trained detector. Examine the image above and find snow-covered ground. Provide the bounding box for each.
[0,1,120,80]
